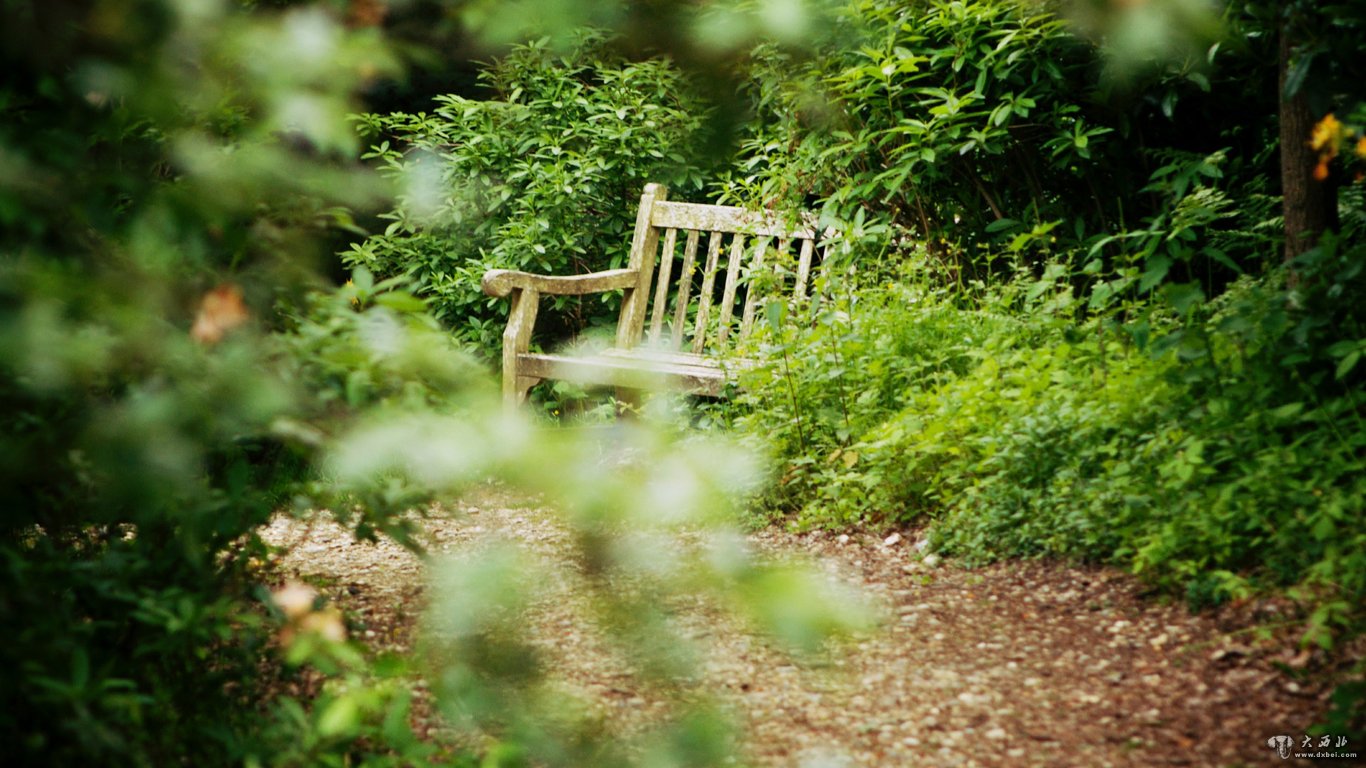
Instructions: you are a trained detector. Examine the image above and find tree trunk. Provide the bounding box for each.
[1279,20,1336,264]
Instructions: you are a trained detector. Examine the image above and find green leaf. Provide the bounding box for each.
[1312,514,1335,542]
[1335,350,1360,380]
[345,370,370,407]
[352,266,375,292]
[374,292,428,313]
[765,300,786,335]
[1162,283,1204,316]
[1270,402,1304,420]
[72,649,89,690]
[1088,280,1114,310]
[1201,246,1241,273]
[317,696,361,739]
[1126,319,1151,350]
[1139,255,1171,292]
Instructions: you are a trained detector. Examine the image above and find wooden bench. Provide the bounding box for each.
[481,183,828,407]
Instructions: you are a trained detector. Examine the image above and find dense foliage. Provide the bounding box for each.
[1,2,862,765]
[739,235,1365,630]
[347,34,714,351]
[6,0,1365,760]
[1,3,406,761]
[726,0,1366,657]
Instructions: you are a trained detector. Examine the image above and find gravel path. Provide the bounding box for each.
[262,488,1344,767]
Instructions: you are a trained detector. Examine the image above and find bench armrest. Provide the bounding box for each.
[481,268,639,298]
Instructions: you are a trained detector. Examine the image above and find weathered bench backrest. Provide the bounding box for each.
[617,183,825,356]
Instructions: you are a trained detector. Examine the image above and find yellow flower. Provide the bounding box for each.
[1356,136,1366,159]
[1310,113,1344,153]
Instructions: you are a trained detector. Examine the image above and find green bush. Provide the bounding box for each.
[2,6,869,764]
[347,34,714,353]
[728,0,1117,263]
[733,262,1023,524]
[723,0,1286,295]
[0,3,415,761]
[737,231,1366,642]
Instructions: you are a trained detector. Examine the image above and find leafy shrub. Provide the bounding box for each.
[723,0,1288,298]
[734,260,1026,524]
[727,0,1119,266]
[279,268,490,415]
[2,6,869,765]
[725,0,1363,639]
[738,225,1366,642]
[0,3,414,762]
[347,34,714,353]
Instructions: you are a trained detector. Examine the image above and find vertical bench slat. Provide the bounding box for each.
[616,184,666,349]
[647,227,679,345]
[737,237,772,343]
[691,231,724,354]
[669,229,701,349]
[715,234,746,346]
[793,237,816,302]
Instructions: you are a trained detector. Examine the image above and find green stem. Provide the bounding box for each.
[780,345,807,454]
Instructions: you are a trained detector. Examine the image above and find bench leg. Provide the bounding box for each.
[501,287,540,412]
[506,375,540,410]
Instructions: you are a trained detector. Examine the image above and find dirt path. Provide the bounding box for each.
[262,489,1341,767]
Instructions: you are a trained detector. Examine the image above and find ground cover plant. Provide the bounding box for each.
[725,0,1366,671]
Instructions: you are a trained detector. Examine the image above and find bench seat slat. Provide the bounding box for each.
[518,351,731,397]
[482,267,638,297]
[601,347,757,369]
